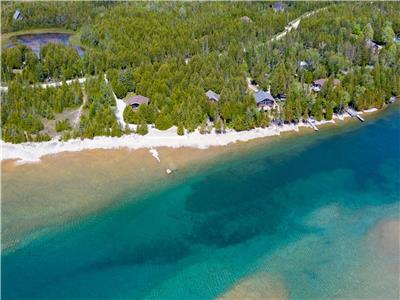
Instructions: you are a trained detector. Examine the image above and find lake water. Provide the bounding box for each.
[8,32,84,57]
[2,107,399,299]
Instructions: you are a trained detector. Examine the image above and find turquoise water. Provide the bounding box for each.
[2,108,400,299]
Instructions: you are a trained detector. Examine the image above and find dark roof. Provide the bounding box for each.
[313,78,341,87]
[273,2,285,11]
[205,90,220,101]
[365,39,382,51]
[13,10,21,20]
[125,95,150,106]
[254,90,275,103]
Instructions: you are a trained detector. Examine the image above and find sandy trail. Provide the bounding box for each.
[73,87,87,128]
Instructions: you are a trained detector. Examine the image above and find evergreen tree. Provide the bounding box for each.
[136,119,148,135]
[177,123,185,136]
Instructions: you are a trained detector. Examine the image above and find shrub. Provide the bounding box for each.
[177,123,184,136]
[136,119,148,135]
[155,114,173,130]
[123,106,139,124]
[55,119,71,132]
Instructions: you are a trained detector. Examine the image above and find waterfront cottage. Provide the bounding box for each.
[125,95,150,109]
[312,78,340,92]
[205,90,220,102]
[13,9,23,21]
[254,90,276,109]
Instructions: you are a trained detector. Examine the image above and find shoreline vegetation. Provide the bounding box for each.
[1,2,399,161]
[1,106,381,164]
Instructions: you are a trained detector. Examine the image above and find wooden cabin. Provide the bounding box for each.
[125,95,150,110]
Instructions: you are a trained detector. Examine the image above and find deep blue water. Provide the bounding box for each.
[8,33,84,57]
[2,107,400,299]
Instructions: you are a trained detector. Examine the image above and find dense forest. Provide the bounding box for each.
[1,2,399,143]
[1,80,82,143]
[1,43,83,83]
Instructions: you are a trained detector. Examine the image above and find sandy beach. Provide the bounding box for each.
[373,219,400,257]
[0,109,378,165]
[218,272,289,300]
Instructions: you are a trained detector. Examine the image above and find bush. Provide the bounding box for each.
[55,119,71,132]
[136,119,148,135]
[123,106,139,124]
[215,117,223,134]
[61,131,71,141]
[35,133,51,142]
[177,123,184,135]
[155,114,173,130]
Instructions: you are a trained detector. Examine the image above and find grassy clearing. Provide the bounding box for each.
[41,106,84,137]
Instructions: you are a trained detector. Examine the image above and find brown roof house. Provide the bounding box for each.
[125,95,150,109]
[312,78,341,92]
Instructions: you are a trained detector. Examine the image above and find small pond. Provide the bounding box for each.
[8,32,85,57]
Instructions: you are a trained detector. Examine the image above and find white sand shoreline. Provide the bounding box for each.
[0,109,378,164]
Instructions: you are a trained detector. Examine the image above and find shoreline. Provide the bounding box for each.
[0,108,380,165]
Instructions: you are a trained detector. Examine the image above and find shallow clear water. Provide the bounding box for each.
[2,107,400,299]
[8,33,84,57]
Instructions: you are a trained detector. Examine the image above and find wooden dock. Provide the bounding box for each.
[346,108,364,122]
[307,119,319,131]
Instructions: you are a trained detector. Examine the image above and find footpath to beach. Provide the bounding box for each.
[1,108,378,164]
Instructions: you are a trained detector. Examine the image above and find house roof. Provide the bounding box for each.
[254,90,275,103]
[125,95,150,106]
[205,90,220,101]
[13,10,21,20]
[313,78,341,87]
